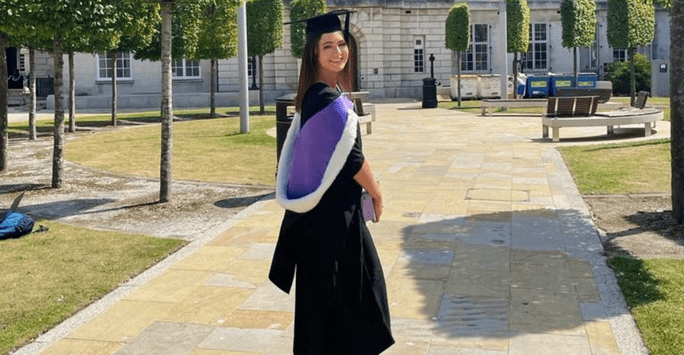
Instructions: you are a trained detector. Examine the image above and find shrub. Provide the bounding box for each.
[605,53,651,95]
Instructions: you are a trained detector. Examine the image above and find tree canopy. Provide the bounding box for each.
[607,0,655,50]
[445,3,470,52]
[247,0,284,58]
[507,0,530,53]
[288,0,326,58]
[134,0,205,61]
[196,0,240,61]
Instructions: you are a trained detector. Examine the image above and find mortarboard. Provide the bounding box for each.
[285,9,355,44]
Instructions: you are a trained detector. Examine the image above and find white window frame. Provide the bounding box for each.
[173,58,201,79]
[613,49,627,62]
[414,37,425,73]
[460,24,489,72]
[96,52,132,81]
[521,23,549,72]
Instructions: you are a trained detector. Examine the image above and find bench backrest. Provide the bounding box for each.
[634,91,649,109]
[547,96,599,117]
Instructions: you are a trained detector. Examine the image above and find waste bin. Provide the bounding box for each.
[549,74,574,96]
[276,94,296,165]
[450,74,478,99]
[477,74,501,99]
[577,72,598,88]
[526,75,550,98]
[422,77,438,108]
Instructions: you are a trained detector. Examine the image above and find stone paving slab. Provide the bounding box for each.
[14,102,655,355]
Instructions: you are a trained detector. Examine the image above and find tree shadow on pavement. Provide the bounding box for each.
[383,208,635,346]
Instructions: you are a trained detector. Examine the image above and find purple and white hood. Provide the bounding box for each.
[276,95,358,213]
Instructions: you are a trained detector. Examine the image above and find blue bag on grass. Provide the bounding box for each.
[0,212,35,240]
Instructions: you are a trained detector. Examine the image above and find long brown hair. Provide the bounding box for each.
[295,31,353,113]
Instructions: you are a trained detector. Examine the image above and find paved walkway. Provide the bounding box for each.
[13,101,663,355]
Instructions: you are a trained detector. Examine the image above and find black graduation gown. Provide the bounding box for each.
[269,83,395,355]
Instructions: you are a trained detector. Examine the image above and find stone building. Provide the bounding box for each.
[4,0,672,109]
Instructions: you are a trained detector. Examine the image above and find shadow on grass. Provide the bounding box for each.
[608,256,666,308]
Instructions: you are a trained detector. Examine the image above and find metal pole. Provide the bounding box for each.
[499,0,509,99]
[238,1,250,133]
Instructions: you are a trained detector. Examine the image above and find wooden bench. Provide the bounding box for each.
[480,98,548,117]
[545,96,599,117]
[346,91,376,134]
[542,94,663,142]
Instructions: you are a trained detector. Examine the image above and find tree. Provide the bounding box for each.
[445,3,470,107]
[195,0,239,117]
[560,0,596,87]
[247,0,284,114]
[107,0,160,127]
[607,0,655,106]
[160,1,173,203]
[288,0,326,59]
[136,0,205,203]
[672,0,684,223]
[0,0,25,172]
[507,0,530,99]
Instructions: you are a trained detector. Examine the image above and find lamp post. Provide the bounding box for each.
[250,56,259,90]
[429,53,435,79]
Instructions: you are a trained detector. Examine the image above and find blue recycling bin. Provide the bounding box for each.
[526,75,550,98]
[549,74,574,96]
[577,72,597,88]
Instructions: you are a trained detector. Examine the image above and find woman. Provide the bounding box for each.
[270,10,395,355]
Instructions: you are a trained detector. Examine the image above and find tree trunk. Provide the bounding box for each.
[513,52,519,99]
[210,59,216,117]
[111,50,118,127]
[573,47,578,88]
[0,34,8,173]
[68,51,76,133]
[160,2,173,203]
[671,0,684,223]
[52,37,65,188]
[629,48,636,106]
[457,50,462,107]
[259,55,265,114]
[29,48,36,140]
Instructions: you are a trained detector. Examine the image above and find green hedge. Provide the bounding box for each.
[605,53,651,95]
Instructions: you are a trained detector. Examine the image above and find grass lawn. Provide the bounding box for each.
[19,108,280,187]
[0,221,185,354]
[608,257,684,355]
[559,139,671,195]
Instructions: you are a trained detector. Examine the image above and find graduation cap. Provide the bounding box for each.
[285,9,355,44]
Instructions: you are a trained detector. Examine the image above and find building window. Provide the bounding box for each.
[19,54,26,72]
[460,24,489,72]
[173,59,200,78]
[414,37,425,73]
[521,23,548,71]
[613,49,627,62]
[97,52,132,80]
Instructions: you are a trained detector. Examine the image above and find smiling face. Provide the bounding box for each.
[316,31,349,77]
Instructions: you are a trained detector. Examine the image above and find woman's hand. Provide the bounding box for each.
[372,195,383,222]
